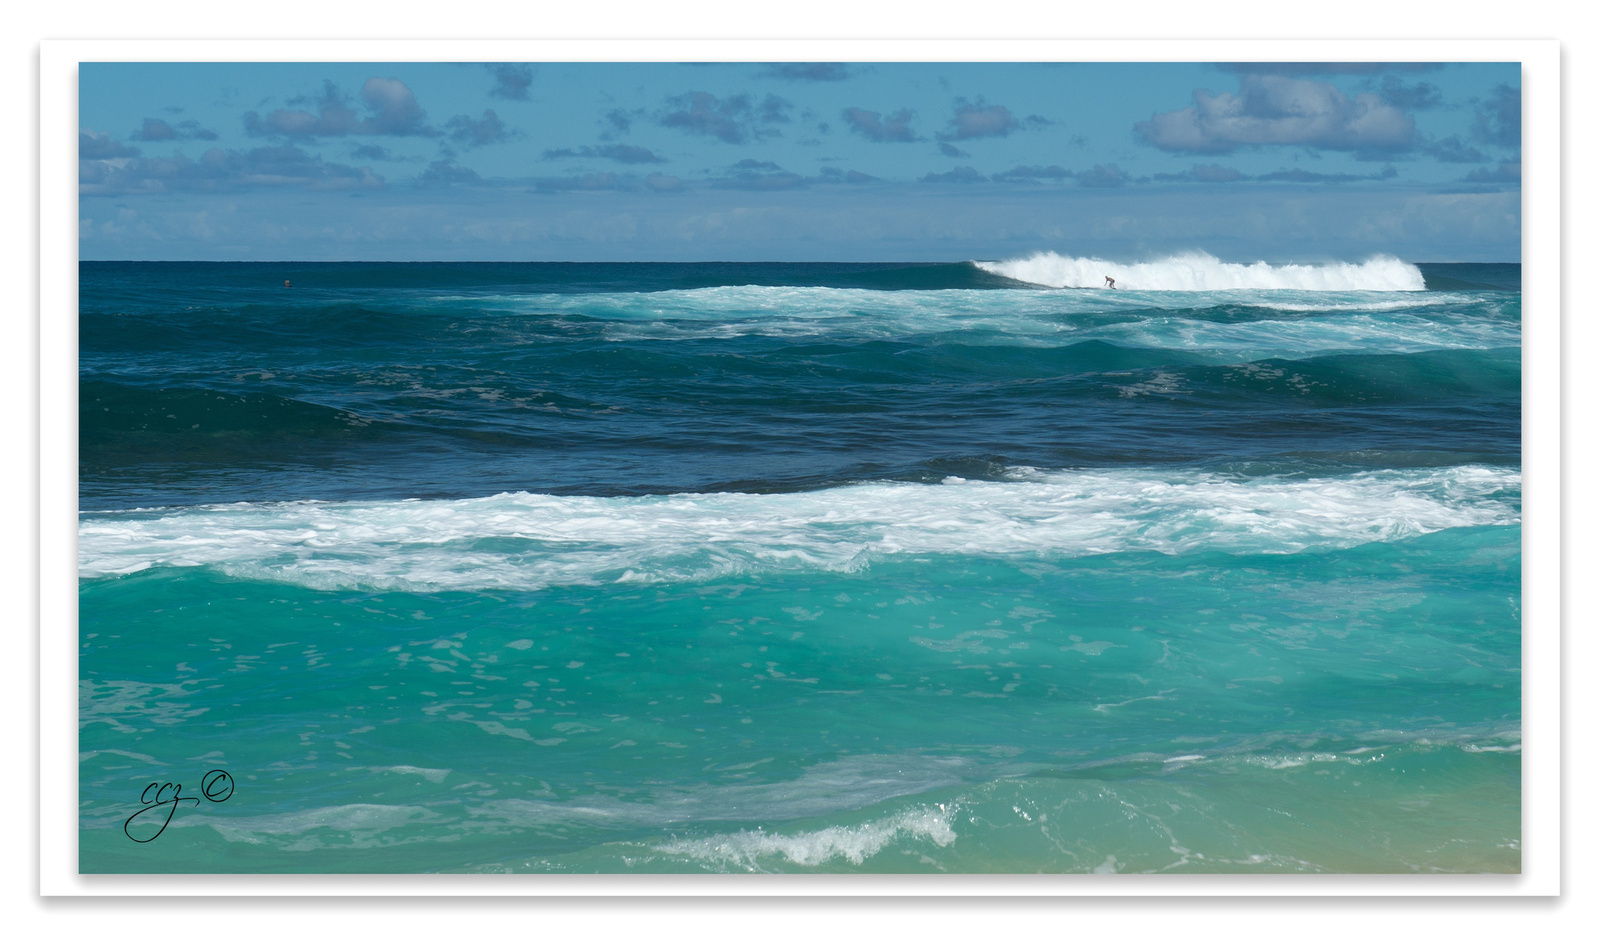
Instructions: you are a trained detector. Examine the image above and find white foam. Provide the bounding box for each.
[653,806,956,869]
[469,754,973,828]
[371,765,452,783]
[1086,310,1516,358]
[976,251,1427,292]
[78,466,1519,591]
[171,803,444,847]
[434,281,1513,356]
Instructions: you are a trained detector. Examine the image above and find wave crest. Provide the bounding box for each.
[653,807,957,869]
[976,252,1427,292]
[78,466,1521,592]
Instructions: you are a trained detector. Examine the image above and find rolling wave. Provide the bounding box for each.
[976,252,1427,291]
[80,380,378,437]
[82,289,1520,354]
[78,465,1520,590]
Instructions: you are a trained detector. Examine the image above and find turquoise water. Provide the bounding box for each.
[79,260,1521,873]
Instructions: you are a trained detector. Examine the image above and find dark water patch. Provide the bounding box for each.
[1180,347,1522,405]
[78,345,1520,509]
[81,303,484,355]
[1416,262,1521,292]
[81,260,1518,314]
[79,262,1523,509]
[82,259,1021,297]
[81,380,382,437]
[79,409,1521,511]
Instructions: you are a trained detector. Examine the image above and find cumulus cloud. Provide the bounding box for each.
[244,78,434,138]
[80,130,140,159]
[417,160,485,187]
[992,164,1072,183]
[713,158,808,190]
[446,110,514,147]
[350,144,400,161]
[1134,74,1417,155]
[761,63,855,82]
[938,142,969,158]
[486,63,534,101]
[818,167,878,183]
[1377,76,1442,110]
[1257,165,1398,183]
[359,78,431,134]
[920,165,985,184]
[542,144,667,164]
[1472,84,1520,149]
[760,96,792,124]
[938,98,1021,141]
[535,172,623,192]
[841,107,920,142]
[1152,163,1244,183]
[1218,63,1443,76]
[1142,162,1401,185]
[1425,136,1489,163]
[80,144,383,195]
[920,163,1125,186]
[526,171,684,194]
[133,118,218,142]
[1076,163,1131,188]
[600,108,640,140]
[658,92,792,143]
[1463,161,1520,184]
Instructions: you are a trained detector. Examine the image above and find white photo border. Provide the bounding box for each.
[40,37,1561,897]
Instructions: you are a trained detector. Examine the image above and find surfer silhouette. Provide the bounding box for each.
[284,280,292,288]
[1104,276,1115,289]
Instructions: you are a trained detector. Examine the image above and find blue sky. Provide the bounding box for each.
[78,61,1522,262]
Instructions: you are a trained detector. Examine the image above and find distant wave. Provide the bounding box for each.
[976,252,1427,292]
[409,285,1512,353]
[79,465,1520,591]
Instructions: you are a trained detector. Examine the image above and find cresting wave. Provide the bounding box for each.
[653,807,957,869]
[78,466,1520,591]
[976,252,1427,292]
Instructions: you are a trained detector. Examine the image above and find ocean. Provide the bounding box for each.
[78,254,1522,873]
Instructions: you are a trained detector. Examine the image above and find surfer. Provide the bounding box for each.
[284,279,292,288]
[1104,276,1115,289]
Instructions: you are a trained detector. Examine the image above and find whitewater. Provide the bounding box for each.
[79,465,1521,591]
[976,251,1428,291]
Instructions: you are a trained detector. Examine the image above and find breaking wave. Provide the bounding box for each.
[976,252,1427,292]
[78,465,1521,591]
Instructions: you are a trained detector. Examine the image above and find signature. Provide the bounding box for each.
[123,769,234,843]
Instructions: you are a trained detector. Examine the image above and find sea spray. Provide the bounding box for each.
[976,251,1427,291]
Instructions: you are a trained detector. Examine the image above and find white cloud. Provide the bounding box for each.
[1136,75,1417,155]
[842,107,920,143]
[245,78,434,139]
